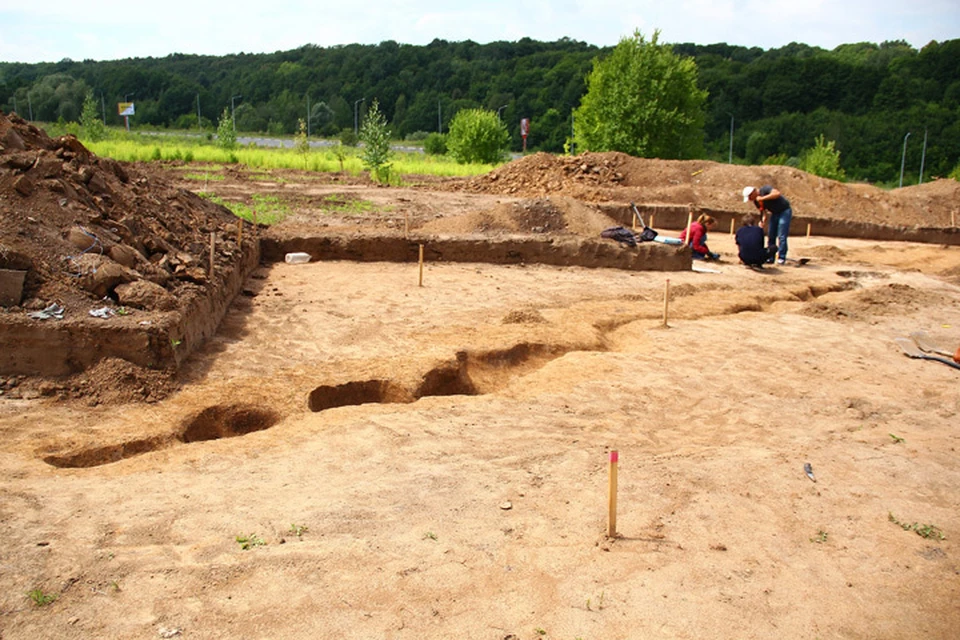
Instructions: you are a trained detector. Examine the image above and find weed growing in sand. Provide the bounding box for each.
[810,530,829,544]
[534,627,547,636]
[236,533,266,550]
[888,513,945,540]
[422,531,438,541]
[889,433,905,444]
[290,524,308,539]
[586,590,606,610]
[27,588,57,607]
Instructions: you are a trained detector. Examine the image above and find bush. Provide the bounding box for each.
[359,99,392,183]
[423,132,447,155]
[216,108,237,150]
[405,130,429,142]
[446,109,509,164]
[799,134,846,181]
[339,128,359,147]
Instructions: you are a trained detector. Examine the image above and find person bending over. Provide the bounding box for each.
[743,185,793,264]
[679,214,720,260]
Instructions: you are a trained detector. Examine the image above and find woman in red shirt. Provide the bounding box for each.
[679,214,719,260]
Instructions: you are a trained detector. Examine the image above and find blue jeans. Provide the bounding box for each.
[767,207,793,261]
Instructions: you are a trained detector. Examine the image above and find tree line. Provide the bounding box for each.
[1,36,957,184]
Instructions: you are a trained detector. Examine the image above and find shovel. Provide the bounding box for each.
[894,337,960,370]
[909,330,954,357]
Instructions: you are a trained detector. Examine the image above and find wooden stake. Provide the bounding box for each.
[662,279,670,327]
[685,211,693,245]
[806,223,811,240]
[649,213,655,229]
[418,244,424,287]
[730,217,735,236]
[607,450,618,538]
[632,209,637,230]
[208,231,215,279]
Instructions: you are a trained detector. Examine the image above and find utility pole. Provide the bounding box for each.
[197,94,201,131]
[354,97,365,135]
[231,95,242,132]
[728,114,735,164]
[918,129,928,185]
[899,132,911,188]
[306,93,311,137]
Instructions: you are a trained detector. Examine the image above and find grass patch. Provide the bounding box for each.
[236,533,266,550]
[320,194,380,215]
[27,588,57,607]
[199,193,290,225]
[889,512,945,540]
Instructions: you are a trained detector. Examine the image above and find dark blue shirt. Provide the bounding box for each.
[758,185,791,215]
[736,225,766,265]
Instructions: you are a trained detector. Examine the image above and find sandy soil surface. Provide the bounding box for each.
[1,113,959,639]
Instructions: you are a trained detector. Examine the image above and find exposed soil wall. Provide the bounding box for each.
[260,233,692,272]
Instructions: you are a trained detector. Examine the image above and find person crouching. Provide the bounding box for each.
[736,213,766,268]
[679,214,720,260]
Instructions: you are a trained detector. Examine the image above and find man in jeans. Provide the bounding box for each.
[742,185,793,264]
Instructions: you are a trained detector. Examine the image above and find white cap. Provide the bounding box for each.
[742,186,755,202]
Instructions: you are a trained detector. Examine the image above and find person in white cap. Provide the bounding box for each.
[742,185,793,264]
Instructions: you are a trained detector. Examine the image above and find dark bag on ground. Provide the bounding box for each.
[601,226,638,247]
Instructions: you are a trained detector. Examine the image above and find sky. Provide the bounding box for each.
[1,0,958,64]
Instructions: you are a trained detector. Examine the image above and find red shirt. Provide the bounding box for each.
[679,221,710,256]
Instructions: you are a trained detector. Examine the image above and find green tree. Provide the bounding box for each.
[294,117,309,166]
[80,91,105,142]
[359,99,392,182]
[446,108,510,164]
[798,134,846,180]
[423,132,447,155]
[573,30,707,159]
[216,108,237,150]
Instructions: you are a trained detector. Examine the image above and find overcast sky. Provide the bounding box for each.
[1,0,957,64]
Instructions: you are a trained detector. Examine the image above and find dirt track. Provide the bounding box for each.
[1,115,960,639]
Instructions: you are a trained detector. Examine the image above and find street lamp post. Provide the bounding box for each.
[918,128,928,185]
[231,95,242,132]
[728,114,735,164]
[497,104,508,119]
[899,132,911,188]
[354,97,365,135]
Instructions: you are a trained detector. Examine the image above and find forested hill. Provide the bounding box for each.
[1,37,958,183]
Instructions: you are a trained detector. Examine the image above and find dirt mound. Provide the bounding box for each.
[459,151,960,228]
[0,111,242,314]
[418,195,616,237]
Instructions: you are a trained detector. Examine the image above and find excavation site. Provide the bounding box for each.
[1,111,959,639]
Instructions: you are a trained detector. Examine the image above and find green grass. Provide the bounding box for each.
[199,193,290,225]
[80,129,497,178]
[27,588,57,607]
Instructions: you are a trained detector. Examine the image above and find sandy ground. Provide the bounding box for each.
[2,222,959,639]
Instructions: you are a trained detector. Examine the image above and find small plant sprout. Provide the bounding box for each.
[423,531,438,541]
[889,433,905,444]
[171,338,182,347]
[27,588,57,607]
[810,530,828,544]
[290,524,308,539]
[889,513,945,540]
[235,533,266,550]
[534,627,547,636]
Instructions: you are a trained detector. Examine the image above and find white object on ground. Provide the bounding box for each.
[285,252,311,264]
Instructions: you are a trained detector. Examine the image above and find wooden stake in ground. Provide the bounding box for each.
[607,450,619,538]
[807,222,812,240]
[685,211,693,245]
[649,214,655,229]
[418,244,424,287]
[730,218,735,236]
[662,279,671,327]
[208,231,215,279]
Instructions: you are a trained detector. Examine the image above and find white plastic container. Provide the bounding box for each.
[284,252,311,264]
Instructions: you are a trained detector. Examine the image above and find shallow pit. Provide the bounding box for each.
[179,403,281,443]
